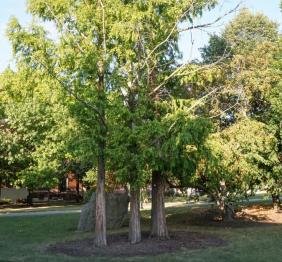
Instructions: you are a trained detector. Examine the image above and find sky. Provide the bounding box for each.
[0,0,281,72]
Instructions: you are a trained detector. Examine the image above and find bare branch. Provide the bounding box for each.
[146,5,194,61]
[131,4,196,85]
[186,85,223,113]
[178,2,242,33]
[149,53,228,96]
[209,85,243,119]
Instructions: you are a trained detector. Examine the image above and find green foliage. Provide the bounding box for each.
[198,9,279,125]
[265,37,282,196]
[200,118,279,203]
[201,34,232,63]
[223,9,278,54]
[0,67,70,188]
[1,1,281,214]
[104,0,219,190]
[142,100,213,184]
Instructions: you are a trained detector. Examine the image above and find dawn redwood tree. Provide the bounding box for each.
[113,0,220,240]
[5,0,244,243]
[5,0,220,245]
[107,93,148,243]
[141,101,212,235]
[6,0,127,247]
[105,0,220,241]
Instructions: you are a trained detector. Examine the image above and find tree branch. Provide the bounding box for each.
[178,2,242,33]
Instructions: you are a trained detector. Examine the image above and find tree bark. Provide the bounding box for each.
[216,180,235,221]
[272,194,281,212]
[129,189,141,244]
[126,88,142,244]
[150,171,169,239]
[94,136,107,247]
[140,188,144,209]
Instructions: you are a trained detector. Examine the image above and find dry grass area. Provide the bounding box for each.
[237,205,282,224]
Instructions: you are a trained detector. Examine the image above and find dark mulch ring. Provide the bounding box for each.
[47,231,227,258]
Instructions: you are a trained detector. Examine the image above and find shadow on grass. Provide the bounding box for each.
[139,204,281,230]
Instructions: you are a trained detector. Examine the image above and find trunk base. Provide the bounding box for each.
[150,171,169,240]
[223,204,235,222]
[272,194,281,213]
[129,190,141,244]
[149,232,170,240]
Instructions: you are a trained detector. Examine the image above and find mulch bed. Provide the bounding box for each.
[47,231,227,258]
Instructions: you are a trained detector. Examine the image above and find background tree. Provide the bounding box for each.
[190,9,281,216]
[199,9,279,122]
[266,37,282,210]
[0,66,72,190]
[199,119,279,220]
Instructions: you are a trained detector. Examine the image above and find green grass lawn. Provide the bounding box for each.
[0,206,281,262]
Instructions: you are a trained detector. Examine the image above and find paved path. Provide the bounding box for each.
[0,208,82,217]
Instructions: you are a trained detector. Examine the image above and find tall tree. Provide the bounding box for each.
[114,0,218,240]
[7,0,122,246]
[106,0,219,241]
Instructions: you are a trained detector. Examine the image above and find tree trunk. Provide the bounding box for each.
[94,73,107,247]
[76,173,80,203]
[27,189,33,206]
[94,137,107,247]
[223,203,235,221]
[126,89,142,244]
[129,189,141,244]
[217,180,235,221]
[217,197,235,221]
[140,188,144,209]
[150,171,169,239]
[272,194,281,212]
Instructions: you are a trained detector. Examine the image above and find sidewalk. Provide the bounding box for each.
[0,208,82,217]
